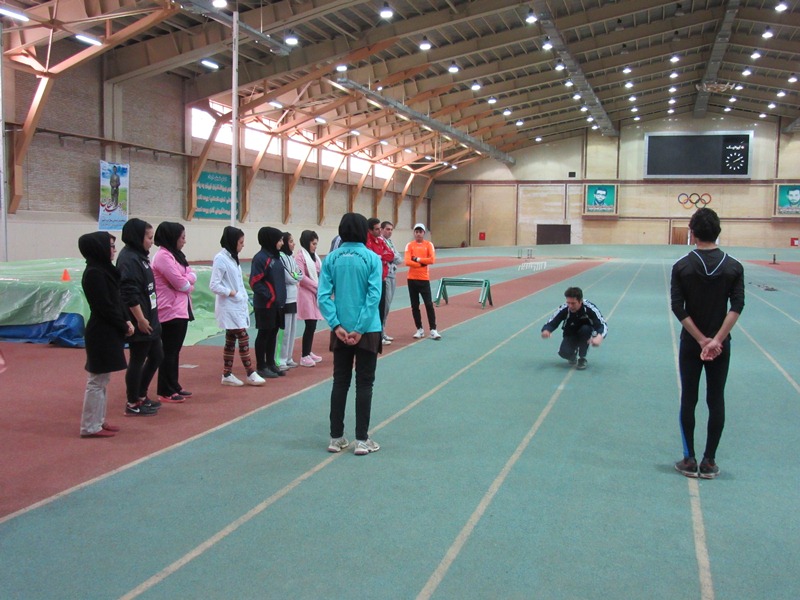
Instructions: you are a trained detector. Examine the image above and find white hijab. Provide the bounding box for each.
[300,246,318,283]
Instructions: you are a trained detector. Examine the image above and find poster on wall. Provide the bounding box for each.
[584,184,618,215]
[98,161,129,230]
[775,184,800,216]
[195,171,239,220]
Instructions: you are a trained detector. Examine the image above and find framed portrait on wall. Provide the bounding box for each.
[584,184,618,215]
[775,184,800,217]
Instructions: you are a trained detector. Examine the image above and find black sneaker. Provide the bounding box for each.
[576,357,587,370]
[125,401,158,416]
[269,365,286,377]
[568,356,578,366]
[256,368,279,379]
[699,458,720,479]
[142,397,161,409]
[675,457,698,478]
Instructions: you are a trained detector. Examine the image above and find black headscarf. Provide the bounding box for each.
[121,218,152,256]
[154,222,188,267]
[78,231,119,280]
[280,232,293,256]
[338,213,368,245]
[257,226,283,257]
[220,226,244,265]
[299,230,319,261]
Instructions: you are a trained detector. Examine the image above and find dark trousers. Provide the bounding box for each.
[329,346,377,441]
[558,325,593,359]
[158,319,188,396]
[126,338,164,404]
[407,279,436,330]
[302,319,318,357]
[678,338,730,460]
[255,326,279,371]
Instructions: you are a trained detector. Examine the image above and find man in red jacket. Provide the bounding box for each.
[366,218,396,343]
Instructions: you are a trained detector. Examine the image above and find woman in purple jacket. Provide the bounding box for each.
[152,222,196,403]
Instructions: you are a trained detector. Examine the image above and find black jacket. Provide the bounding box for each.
[542,300,608,339]
[117,246,161,341]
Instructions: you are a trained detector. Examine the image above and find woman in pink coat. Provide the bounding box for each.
[152,222,196,402]
[295,230,324,367]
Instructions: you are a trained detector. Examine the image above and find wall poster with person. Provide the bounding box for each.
[775,184,800,216]
[584,184,618,215]
[98,161,129,230]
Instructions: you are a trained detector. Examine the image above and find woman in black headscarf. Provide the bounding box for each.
[117,218,163,416]
[152,222,197,402]
[249,226,287,378]
[296,230,324,367]
[78,231,134,437]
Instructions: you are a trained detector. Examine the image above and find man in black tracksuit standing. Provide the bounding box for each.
[541,287,607,371]
[671,208,744,480]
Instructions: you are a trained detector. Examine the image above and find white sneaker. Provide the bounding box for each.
[413,328,425,339]
[221,373,244,387]
[246,371,266,386]
[286,359,299,368]
[382,335,392,345]
[327,437,350,453]
[430,329,441,340]
[354,438,380,455]
[383,334,394,342]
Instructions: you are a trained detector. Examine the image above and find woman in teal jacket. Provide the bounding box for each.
[318,213,383,456]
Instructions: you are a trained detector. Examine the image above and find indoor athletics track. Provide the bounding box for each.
[0,244,798,599]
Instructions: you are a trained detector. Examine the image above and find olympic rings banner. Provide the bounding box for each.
[584,184,618,215]
[775,184,800,216]
[98,161,129,230]
[677,193,712,209]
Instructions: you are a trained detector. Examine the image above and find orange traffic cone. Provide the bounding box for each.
[61,269,71,282]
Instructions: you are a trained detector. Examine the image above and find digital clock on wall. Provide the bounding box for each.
[645,132,752,178]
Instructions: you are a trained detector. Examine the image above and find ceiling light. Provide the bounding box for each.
[554,59,565,71]
[670,55,680,63]
[516,120,524,126]
[729,97,737,103]
[0,7,29,21]
[735,84,744,90]
[503,108,512,116]
[451,165,458,170]
[669,86,677,93]
[625,81,634,89]
[751,50,761,59]
[789,74,798,83]
[315,117,327,124]
[675,3,685,17]
[587,116,594,122]
[380,2,394,19]
[269,101,283,109]
[631,107,638,112]
[404,148,413,153]
[419,36,432,51]
[775,2,788,12]
[724,107,732,112]
[535,136,543,142]
[620,43,629,55]
[487,97,497,104]
[633,116,641,121]
[742,68,752,76]
[448,62,460,73]
[777,90,786,97]
[622,66,632,74]
[572,93,582,100]
[75,34,103,46]
[670,71,679,79]
[581,105,589,112]
[768,102,776,108]
[350,130,360,136]
[212,0,227,7]
[668,108,675,114]
[669,98,676,104]
[471,80,481,91]
[542,37,553,51]
[200,59,220,70]
[592,125,599,130]
[526,10,537,24]
[629,96,637,102]
[565,79,574,87]
[285,31,299,46]
[759,113,767,118]
[336,64,348,72]
[762,27,774,39]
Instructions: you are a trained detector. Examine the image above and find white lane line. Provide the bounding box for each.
[746,289,800,326]
[418,260,642,599]
[737,324,800,395]
[664,262,715,600]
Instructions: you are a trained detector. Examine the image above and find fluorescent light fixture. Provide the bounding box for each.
[592,125,599,130]
[751,50,761,59]
[669,98,676,104]
[380,140,389,145]
[542,37,553,51]
[587,116,594,122]
[634,116,641,121]
[516,120,524,126]
[285,31,299,46]
[735,84,744,90]
[350,130,360,136]
[789,74,798,83]
[580,106,588,112]
[759,113,767,118]
[669,86,677,93]
[471,81,481,91]
[622,66,632,74]
[200,59,220,70]
[670,55,680,63]
[724,107,732,112]
[535,136,542,142]
[777,90,786,97]
[572,93,581,100]
[336,64,348,72]
[565,79,574,87]
[0,7,29,21]
[625,81,634,89]
[729,97,737,103]
[487,97,497,104]
[75,34,102,46]
[668,108,675,114]
[451,165,458,170]
[631,107,638,112]
[776,2,788,12]
[629,96,637,102]
[670,71,679,79]
[380,2,393,19]
[526,10,537,24]
[448,62,459,74]
[554,59,565,71]
[212,0,227,7]
[315,117,327,124]
[768,102,776,108]
[762,27,773,39]
[269,101,283,109]
[742,68,752,76]
[503,109,512,116]
[419,36,432,51]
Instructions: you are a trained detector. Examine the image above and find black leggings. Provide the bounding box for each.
[255,326,280,371]
[678,338,730,460]
[126,338,164,404]
[302,319,318,357]
[158,319,188,396]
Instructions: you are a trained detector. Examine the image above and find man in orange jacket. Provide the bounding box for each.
[404,223,441,340]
